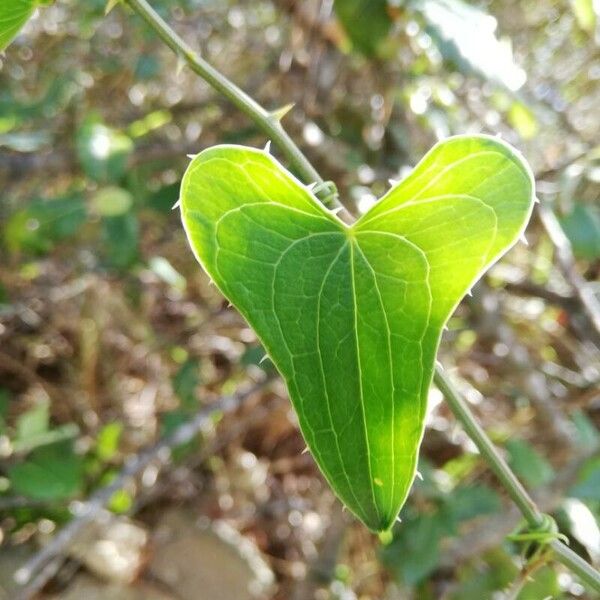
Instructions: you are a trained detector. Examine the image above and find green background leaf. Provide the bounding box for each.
[101,212,139,269]
[333,0,391,56]
[558,203,600,260]
[180,135,534,531]
[8,441,83,500]
[382,483,500,585]
[3,194,87,255]
[505,439,554,489]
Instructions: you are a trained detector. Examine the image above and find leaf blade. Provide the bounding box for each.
[180,135,534,531]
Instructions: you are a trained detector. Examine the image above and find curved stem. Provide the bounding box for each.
[123,0,324,191]
[550,538,600,591]
[433,365,541,526]
[434,365,600,593]
[120,0,600,592]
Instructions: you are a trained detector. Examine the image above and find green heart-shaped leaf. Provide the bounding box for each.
[180,135,534,532]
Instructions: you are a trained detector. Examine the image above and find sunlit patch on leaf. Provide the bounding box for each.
[0,0,37,51]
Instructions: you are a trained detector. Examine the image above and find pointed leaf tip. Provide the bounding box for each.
[378,530,394,544]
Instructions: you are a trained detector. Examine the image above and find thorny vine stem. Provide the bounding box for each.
[121,0,600,592]
[124,0,344,211]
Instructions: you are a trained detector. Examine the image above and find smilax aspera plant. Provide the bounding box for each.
[3,0,599,591]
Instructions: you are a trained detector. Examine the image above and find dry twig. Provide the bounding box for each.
[12,379,271,600]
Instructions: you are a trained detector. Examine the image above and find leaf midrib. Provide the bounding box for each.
[348,239,381,524]
[316,240,374,525]
[352,239,396,519]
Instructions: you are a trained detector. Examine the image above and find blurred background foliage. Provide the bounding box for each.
[0,0,599,598]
